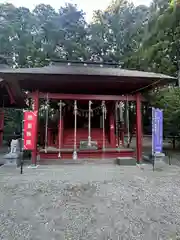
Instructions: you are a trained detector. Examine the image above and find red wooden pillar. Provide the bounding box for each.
[0,109,4,147]
[109,111,116,148]
[32,91,39,165]
[136,93,142,163]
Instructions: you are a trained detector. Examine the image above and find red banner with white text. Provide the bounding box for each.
[23,111,38,150]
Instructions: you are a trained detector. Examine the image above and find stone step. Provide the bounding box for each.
[116,157,136,166]
[39,158,116,165]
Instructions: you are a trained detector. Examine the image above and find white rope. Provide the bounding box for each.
[58,100,62,158]
[44,93,49,153]
[126,95,130,145]
[102,101,106,150]
[88,100,92,147]
[119,101,124,122]
[118,101,123,146]
[115,101,119,147]
[73,100,78,160]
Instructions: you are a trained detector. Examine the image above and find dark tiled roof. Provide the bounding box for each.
[0,65,176,80]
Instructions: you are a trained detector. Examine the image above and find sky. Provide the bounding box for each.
[0,0,152,21]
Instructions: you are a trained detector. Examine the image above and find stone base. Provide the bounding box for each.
[143,153,166,170]
[154,152,165,161]
[4,159,17,166]
[3,152,21,159]
[116,157,136,166]
[143,153,165,163]
[3,152,23,167]
[153,153,166,170]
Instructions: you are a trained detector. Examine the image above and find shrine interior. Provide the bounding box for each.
[38,100,113,148]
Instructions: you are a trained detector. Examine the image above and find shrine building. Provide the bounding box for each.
[0,60,176,164]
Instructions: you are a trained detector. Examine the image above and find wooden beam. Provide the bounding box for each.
[28,92,146,101]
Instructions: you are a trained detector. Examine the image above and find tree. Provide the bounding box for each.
[89,0,149,62]
[0,4,18,61]
[126,2,180,141]
[0,3,90,67]
[32,3,89,61]
[124,1,180,76]
[149,87,180,141]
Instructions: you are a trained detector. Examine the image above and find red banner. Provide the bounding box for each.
[23,111,38,150]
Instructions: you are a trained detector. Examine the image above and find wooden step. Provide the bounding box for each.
[39,158,117,165]
[39,149,135,160]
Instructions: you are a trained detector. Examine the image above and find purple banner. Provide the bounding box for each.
[152,108,163,154]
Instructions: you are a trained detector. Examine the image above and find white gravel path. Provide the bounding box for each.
[0,163,180,240]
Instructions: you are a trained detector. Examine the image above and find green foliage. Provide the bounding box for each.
[150,88,180,137]
[89,0,148,62]
[0,1,149,65]
[124,2,180,76]
[0,3,89,66]
[122,1,180,140]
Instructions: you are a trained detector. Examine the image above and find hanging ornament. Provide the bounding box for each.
[115,101,119,147]
[88,100,92,147]
[119,101,124,122]
[101,101,106,150]
[44,93,49,153]
[58,100,64,158]
[73,100,78,160]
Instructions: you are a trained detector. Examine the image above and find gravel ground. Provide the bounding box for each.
[0,163,180,240]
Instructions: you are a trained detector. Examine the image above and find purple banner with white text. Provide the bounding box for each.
[152,108,163,154]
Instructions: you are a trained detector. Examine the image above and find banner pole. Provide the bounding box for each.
[20,110,25,174]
